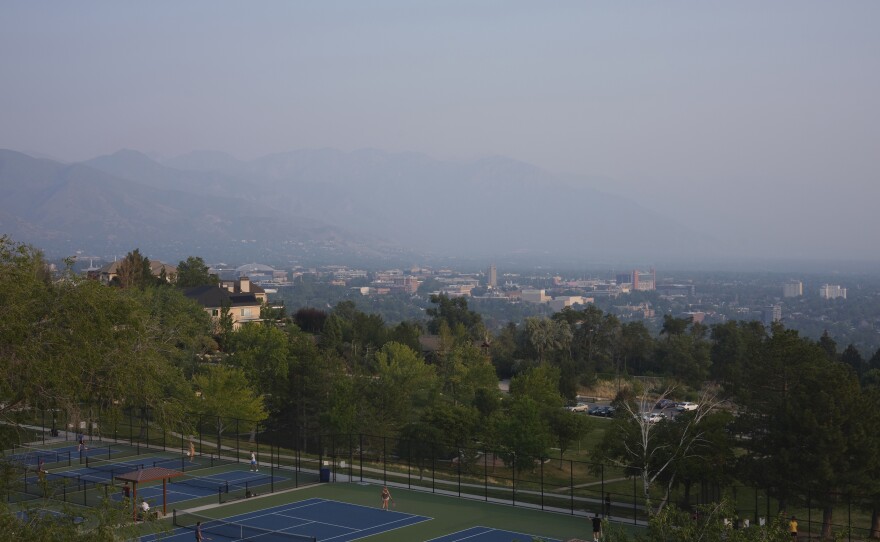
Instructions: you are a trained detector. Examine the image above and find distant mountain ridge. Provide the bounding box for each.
[0,147,717,266]
[0,149,383,263]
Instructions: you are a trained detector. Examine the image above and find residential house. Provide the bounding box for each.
[183,277,264,330]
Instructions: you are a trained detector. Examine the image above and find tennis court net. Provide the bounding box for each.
[173,509,317,542]
[84,456,145,477]
[11,445,72,468]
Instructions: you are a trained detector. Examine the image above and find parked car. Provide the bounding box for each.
[655,399,676,410]
[568,402,590,413]
[675,402,698,411]
[589,406,615,417]
[642,412,665,423]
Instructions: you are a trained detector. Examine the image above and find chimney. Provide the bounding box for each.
[240,276,250,293]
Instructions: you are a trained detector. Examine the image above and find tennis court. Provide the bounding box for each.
[128,469,291,505]
[9,443,294,509]
[140,498,431,541]
[427,526,561,542]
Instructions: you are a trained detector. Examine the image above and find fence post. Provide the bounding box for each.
[236,418,240,463]
[512,454,516,507]
[359,433,364,483]
[457,445,461,497]
[634,476,638,524]
[484,446,489,502]
[848,495,852,542]
[540,457,544,510]
[570,459,574,514]
[808,490,812,539]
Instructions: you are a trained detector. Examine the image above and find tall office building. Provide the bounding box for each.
[783,281,803,298]
[487,264,497,289]
[762,304,782,325]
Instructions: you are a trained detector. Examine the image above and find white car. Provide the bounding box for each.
[567,403,590,412]
[676,402,698,411]
[642,412,665,423]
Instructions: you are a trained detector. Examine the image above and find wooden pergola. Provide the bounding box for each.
[115,466,183,520]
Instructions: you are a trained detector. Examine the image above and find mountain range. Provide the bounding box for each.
[0,147,716,267]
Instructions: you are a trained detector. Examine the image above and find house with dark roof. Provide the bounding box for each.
[182,278,263,330]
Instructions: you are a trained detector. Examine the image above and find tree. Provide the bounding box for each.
[363,342,438,436]
[293,307,327,334]
[655,320,711,386]
[175,256,216,287]
[731,325,870,538]
[495,395,553,473]
[594,385,727,515]
[525,317,571,365]
[547,409,591,467]
[841,343,867,379]
[225,323,290,396]
[426,294,486,342]
[114,248,155,289]
[191,364,267,447]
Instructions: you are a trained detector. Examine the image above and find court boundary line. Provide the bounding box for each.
[170,497,433,542]
[425,525,560,542]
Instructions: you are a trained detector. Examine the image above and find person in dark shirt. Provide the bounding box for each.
[592,512,602,541]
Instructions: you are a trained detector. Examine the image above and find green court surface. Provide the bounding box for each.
[147,482,643,542]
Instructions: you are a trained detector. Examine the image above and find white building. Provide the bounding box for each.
[521,289,548,304]
[548,296,593,312]
[819,284,847,300]
[783,281,803,298]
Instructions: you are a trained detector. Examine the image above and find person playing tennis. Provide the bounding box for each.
[381,486,394,510]
[195,520,210,541]
[188,439,196,463]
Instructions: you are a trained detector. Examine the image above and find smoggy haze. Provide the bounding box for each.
[1,2,878,262]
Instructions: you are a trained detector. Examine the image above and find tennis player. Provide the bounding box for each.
[381,486,394,510]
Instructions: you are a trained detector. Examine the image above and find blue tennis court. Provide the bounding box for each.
[129,470,290,505]
[140,498,431,541]
[428,526,561,542]
[10,443,121,467]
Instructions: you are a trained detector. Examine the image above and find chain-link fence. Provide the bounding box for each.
[5,408,878,540]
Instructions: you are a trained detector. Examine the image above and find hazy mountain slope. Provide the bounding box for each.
[85,149,257,200]
[3,146,717,265]
[211,149,718,262]
[0,149,375,261]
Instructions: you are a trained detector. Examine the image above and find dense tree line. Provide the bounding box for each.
[4,237,880,539]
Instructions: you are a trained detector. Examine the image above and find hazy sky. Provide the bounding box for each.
[2,2,878,261]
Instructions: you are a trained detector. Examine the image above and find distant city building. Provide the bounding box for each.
[233,262,289,283]
[783,281,803,298]
[656,284,695,297]
[487,264,497,289]
[819,284,847,300]
[616,269,655,290]
[521,289,549,304]
[548,295,593,312]
[762,304,782,325]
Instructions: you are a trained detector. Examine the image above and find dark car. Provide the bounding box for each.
[655,399,676,410]
[590,406,615,417]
